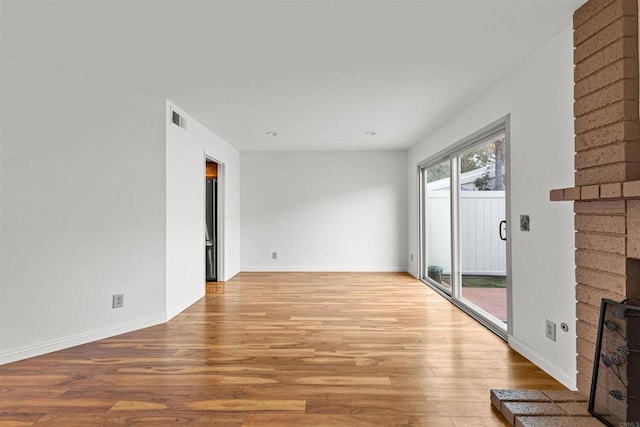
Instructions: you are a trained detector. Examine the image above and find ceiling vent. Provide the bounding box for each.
[171,110,187,130]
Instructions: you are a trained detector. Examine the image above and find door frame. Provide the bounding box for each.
[418,154,454,296]
[417,115,512,339]
[204,154,225,283]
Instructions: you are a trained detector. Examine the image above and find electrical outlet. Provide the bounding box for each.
[271,252,277,260]
[520,215,530,232]
[546,319,556,341]
[410,253,414,262]
[112,294,124,309]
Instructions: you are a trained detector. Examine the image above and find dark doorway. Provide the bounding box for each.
[205,161,218,282]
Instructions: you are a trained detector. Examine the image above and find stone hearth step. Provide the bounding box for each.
[490,389,603,426]
[516,416,605,427]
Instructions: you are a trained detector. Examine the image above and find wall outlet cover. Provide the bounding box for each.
[545,319,556,341]
[112,294,124,309]
[520,215,530,231]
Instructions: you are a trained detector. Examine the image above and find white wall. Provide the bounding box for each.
[0,59,167,362]
[407,25,577,388]
[165,101,241,319]
[241,151,407,271]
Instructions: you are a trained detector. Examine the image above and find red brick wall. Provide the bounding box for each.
[574,0,639,186]
[572,0,639,394]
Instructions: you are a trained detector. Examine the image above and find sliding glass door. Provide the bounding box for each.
[424,159,452,294]
[420,121,509,337]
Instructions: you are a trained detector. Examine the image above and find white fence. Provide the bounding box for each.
[426,191,506,276]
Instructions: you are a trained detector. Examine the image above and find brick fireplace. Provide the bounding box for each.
[549,0,640,398]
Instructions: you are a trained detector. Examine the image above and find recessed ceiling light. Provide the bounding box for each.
[364,131,377,136]
[266,131,278,136]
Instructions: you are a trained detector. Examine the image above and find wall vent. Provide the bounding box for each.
[171,110,187,130]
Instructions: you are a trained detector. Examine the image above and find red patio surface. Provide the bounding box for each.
[462,287,507,322]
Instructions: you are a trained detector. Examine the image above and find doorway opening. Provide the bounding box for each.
[205,158,221,284]
[419,116,511,339]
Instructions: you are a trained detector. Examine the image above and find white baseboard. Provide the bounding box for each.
[0,315,166,365]
[508,334,577,390]
[240,266,408,272]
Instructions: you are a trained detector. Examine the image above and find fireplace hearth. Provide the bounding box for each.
[589,298,640,425]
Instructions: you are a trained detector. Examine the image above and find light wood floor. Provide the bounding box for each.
[0,272,565,426]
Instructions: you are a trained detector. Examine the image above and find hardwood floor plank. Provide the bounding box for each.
[116,366,275,374]
[242,414,457,426]
[451,413,511,427]
[450,419,509,427]
[0,272,565,425]
[0,375,73,387]
[110,400,170,411]
[219,376,280,385]
[185,399,305,412]
[420,388,491,402]
[290,376,392,386]
[110,414,243,427]
[0,414,44,427]
[0,397,115,411]
[355,356,512,368]
[431,366,551,379]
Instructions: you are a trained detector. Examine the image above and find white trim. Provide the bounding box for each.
[459,271,507,276]
[417,162,425,281]
[451,153,461,301]
[216,163,225,282]
[204,155,225,283]
[0,315,166,365]
[508,334,577,390]
[417,116,508,169]
[504,115,513,336]
[241,266,408,272]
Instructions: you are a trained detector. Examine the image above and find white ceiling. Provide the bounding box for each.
[0,0,584,151]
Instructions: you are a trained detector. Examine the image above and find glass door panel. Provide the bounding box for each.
[424,160,452,293]
[458,133,507,325]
